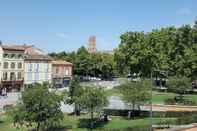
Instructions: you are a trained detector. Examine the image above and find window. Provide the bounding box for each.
[45,73,48,80]
[18,62,22,69]
[10,72,16,81]
[10,54,15,58]
[35,73,39,81]
[17,54,23,59]
[65,70,69,75]
[28,63,33,72]
[3,53,8,58]
[46,64,49,72]
[35,63,39,72]
[11,62,15,69]
[3,72,8,80]
[56,68,59,73]
[17,72,22,80]
[3,62,8,69]
[28,73,32,81]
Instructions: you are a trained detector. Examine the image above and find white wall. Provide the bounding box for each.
[0,47,3,83]
[24,61,52,84]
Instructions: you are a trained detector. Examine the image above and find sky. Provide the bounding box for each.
[0,0,196,53]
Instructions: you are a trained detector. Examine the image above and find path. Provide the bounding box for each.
[1,93,197,113]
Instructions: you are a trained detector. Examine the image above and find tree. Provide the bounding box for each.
[114,20,197,78]
[167,76,191,100]
[118,80,151,119]
[79,86,108,128]
[66,77,83,115]
[11,83,63,131]
[49,46,116,79]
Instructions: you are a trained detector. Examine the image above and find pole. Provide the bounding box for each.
[150,71,153,131]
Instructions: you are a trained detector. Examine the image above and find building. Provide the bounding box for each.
[23,45,52,85]
[0,45,25,91]
[52,60,73,88]
[87,36,97,53]
[1,44,53,85]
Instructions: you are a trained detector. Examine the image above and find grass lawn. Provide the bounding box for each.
[106,88,197,104]
[105,88,121,97]
[152,91,197,104]
[0,113,176,131]
[152,91,176,104]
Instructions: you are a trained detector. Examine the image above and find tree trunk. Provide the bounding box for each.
[90,110,94,129]
[137,105,141,116]
[36,122,40,131]
[132,103,135,119]
[75,104,80,116]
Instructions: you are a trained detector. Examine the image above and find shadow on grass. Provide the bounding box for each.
[78,118,108,129]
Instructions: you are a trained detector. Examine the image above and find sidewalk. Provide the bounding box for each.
[0,92,21,111]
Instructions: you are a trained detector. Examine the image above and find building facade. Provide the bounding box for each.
[23,46,52,85]
[52,60,73,88]
[0,45,25,91]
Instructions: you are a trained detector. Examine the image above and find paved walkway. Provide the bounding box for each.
[1,93,197,113]
[143,105,197,112]
[0,92,20,109]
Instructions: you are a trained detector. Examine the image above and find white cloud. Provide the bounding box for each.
[176,8,192,16]
[56,33,69,39]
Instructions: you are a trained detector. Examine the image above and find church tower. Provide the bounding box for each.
[87,36,96,53]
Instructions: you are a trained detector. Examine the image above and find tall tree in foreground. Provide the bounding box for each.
[80,86,108,128]
[11,83,63,131]
[167,76,191,100]
[118,80,151,119]
[66,77,83,115]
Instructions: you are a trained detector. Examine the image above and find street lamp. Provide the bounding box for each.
[150,71,153,131]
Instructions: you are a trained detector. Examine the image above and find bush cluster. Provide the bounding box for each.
[176,114,197,125]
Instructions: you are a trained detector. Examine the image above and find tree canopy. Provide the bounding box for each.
[11,83,63,131]
[49,46,115,80]
[167,76,191,100]
[118,80,151,118]
[79,85,108,128]
[114,20,197,79]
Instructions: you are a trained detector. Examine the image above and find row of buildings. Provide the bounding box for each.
[0,44,73,92]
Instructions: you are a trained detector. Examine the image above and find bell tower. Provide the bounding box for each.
[87,36,96,53]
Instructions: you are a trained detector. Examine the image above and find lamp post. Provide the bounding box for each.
[150,71,153,131]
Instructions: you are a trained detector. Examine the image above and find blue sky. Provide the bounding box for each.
[0,0,196,53]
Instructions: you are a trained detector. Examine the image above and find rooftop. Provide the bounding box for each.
[1,45,25,51]
[52,60,73,65]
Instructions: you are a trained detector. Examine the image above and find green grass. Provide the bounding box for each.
[106,88,197,104]
[151,91,197,104]
[0,113,176,131]
[105,88,121,97]
[151,91,176,104]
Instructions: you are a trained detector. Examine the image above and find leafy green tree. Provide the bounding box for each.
[49,46,116,79]
[79,86,108,128]
[11,83,63,131]
[74,46,91,76]
[118,80,151,119]
[114,20,197,79]
[167,76,191,100]
[66,77,84,115]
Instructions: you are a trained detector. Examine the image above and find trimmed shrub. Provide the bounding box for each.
[176,114,197,125]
